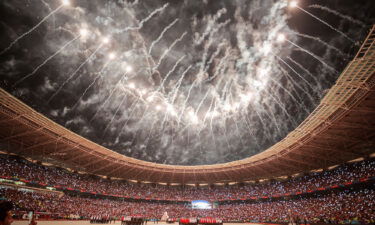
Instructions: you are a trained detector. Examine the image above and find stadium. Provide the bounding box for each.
[0,0,374,225]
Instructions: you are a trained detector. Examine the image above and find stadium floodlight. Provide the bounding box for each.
[289,1,298,8]
[277,33,286,43]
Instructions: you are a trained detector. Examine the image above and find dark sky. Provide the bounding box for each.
[0,0,374,165]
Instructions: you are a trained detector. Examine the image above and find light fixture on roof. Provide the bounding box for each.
[128,82,135,89]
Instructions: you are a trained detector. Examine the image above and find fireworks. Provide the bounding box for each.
[1,0,363,165]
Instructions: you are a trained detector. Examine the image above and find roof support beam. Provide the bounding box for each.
[0,127,44,141]
[305,143,364,157]
[91,162,120,174]
[22,136,64,151]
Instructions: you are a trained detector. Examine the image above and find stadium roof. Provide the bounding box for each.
[0,25,374,184]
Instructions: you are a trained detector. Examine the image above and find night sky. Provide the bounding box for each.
[0,0,374,165]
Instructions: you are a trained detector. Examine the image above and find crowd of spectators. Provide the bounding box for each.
[0,186,374,224]
[0,154,374,201]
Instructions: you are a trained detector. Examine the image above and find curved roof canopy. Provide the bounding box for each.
[0,26,374,184]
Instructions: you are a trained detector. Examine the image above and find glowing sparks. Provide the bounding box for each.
[188,111,199,124]
[289,1,298,8]
[108,52,116,60]
[147,96,154,102]
[79,28,88,38]
[261,43,272,54]
[208,110,219,118]
[277,33,286,43]
[62,0,70,6]
[223,104,232,112]
[128,82,135,89]
[240,93,252,102]
[167,104,177,116]
[125,65,133,72]
[102,37,110,44]
[259,68,269,76]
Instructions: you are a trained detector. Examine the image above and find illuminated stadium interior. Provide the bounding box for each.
[0,0,374,224]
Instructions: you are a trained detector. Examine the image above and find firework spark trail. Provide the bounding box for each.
[144,119,157,147]
[153,32,187,72]
[202,96,215,124]
[206,42,226,67]
[268,69,304,107]
[248,99,274,141]
[103,94,128,136]
[297,6,356,44]
[206,48,231,83]
[157,55,185,93]
[47,44,103,103]
[40,0,55,28]
[275,53,316,90]
[71,62,111,110]
[194,90,213,137]
[309,4,366,27]
[89,72,128,124]
[0,5,63,56]
[195,88,211,115]
[276,62,310,102]
[263,87,298,127]
[220,119,233,150]
[220,78,234,102]
[117,98,141,138]
[159,111,170,133]
[232,116,246,148]
[13,35,80,87]
[198,36,214,78]
[240,111,261,149]
[275,65,312,114]
[119,3,169,33]
[262,103,281,134]
[292,31,349,57]
[177,78,199,126]
[194,8,227,45]
[208,102,229,150]
[169,65,192,104]
[287,56,320,85]
[148,19,179,54]
[287,40,339,73]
